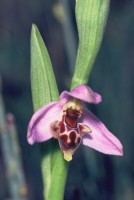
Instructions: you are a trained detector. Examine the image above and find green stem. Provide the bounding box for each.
[48,142,69,200]
[41,141,53,200]
[41,140,69,200]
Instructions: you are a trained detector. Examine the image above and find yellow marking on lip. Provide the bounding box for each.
[63,151,72,161]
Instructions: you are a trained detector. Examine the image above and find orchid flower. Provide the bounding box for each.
[27,85,123,161]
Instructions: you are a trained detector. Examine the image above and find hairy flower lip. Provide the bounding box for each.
[27,84,123,160]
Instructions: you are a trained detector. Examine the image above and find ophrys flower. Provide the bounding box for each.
[27,85,123,161]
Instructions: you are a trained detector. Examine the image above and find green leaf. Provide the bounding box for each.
[71,0,110,89]
[31,24,59,200]
[31,24,69,200]
[31,24,59,111]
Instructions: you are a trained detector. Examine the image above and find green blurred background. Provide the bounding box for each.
[0,0,134,199]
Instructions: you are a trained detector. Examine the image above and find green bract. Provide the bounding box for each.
[71,0,110,89]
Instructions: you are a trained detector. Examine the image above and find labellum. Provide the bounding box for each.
[50,98,91,161]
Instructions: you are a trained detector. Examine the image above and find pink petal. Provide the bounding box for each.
[81,108,123,156]
[60,85,102,105]
[27,102,62,145]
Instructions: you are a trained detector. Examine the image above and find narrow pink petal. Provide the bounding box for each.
[81,108,123,155]
[27,102,62,145]
[60,85,102,104]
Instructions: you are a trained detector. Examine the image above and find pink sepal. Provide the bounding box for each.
[60,85,102,105]
[82,108,123,156]
[27,102,62,144]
